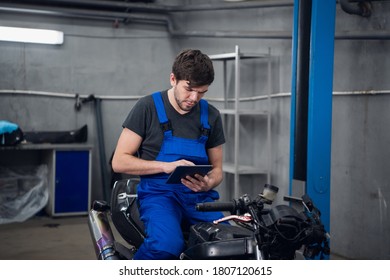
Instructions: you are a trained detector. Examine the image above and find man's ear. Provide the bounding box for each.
[170,73,177,86]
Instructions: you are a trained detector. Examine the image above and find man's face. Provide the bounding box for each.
[170,74,209,112]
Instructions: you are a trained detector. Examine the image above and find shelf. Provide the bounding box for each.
[0,143,92,151]
[223,163,268,175]
[219,109,268,116]
[209,45,272,199]
[209,52,269,61]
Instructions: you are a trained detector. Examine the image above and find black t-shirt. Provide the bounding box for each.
[122,90,225,160]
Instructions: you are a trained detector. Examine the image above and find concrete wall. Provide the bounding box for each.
[1,1,389,259]
[0,14,176,203]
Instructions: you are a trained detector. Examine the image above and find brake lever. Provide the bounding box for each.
[213,214,253,224]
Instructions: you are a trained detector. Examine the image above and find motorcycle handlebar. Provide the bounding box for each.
[196,200,237,212]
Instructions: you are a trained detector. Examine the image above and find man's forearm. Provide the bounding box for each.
[112,154,167,175]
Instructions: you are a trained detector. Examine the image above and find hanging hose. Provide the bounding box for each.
[79,94,110,202]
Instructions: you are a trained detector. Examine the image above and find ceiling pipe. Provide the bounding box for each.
[335,31,390,40]
[172,30,292,39]
[165,0,294,12]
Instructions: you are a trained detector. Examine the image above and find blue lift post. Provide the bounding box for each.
[289,0,336,256]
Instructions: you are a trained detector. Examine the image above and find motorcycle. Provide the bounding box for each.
[88,178,330,260]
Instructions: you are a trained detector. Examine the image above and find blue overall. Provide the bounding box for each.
[133,92,224,260]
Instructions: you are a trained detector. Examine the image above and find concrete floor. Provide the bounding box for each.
[0,214,340,260]
[0,215,119,260]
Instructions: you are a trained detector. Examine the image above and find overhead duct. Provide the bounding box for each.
[0,1,389,40]
[0,0,294,13]
[0,4,172,24]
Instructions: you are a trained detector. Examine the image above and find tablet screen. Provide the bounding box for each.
[166,165,212,184]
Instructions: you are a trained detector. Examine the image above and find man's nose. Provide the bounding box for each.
[189,91,198,100]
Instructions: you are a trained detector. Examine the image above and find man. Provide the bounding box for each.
[112,49,225,260]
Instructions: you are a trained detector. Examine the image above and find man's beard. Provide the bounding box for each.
[174,91,197,112]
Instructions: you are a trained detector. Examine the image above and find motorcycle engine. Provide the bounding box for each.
[261,204,308,259]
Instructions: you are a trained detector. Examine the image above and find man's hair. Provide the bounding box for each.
[172,49,214,86]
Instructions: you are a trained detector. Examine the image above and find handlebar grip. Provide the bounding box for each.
[196,201,237,212]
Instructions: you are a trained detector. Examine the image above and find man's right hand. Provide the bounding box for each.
[163,159,195,174]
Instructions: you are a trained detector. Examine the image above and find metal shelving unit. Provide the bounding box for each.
[209,45,272,198]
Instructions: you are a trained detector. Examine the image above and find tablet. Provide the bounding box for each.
[166,165,212,184]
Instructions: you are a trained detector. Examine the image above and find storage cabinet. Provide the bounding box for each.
[209,45,272,199]
[0,144,92,217]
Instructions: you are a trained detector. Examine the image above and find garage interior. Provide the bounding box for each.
[0,0,389,260]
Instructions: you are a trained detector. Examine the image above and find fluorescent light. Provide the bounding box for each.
[0,26,64,45]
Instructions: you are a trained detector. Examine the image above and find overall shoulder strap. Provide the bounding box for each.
[152,92,172,134]
[199,99,210,143]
